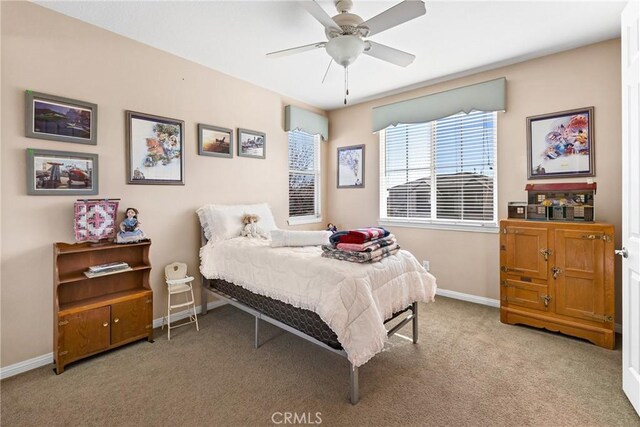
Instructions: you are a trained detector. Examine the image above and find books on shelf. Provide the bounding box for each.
[84,262,131,278]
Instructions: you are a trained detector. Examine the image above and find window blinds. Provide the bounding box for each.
[289,130,321,218]
[380,111,497,226]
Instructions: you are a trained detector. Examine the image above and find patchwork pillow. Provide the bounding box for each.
[196,203,278,243]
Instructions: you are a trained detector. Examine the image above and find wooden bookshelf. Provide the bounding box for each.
[53,240,154,373]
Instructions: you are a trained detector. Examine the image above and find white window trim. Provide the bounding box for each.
[288,132,322,223]
[378,113,499,234]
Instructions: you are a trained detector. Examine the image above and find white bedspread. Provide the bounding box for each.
[199,237,437,367]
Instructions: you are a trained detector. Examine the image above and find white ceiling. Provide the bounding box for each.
[35,0,626,111]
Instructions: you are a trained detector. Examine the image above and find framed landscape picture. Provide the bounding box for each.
[198,124,233,158]
[126,111,185,185]
[27,148,98,195]
[527,107,594,179]
[238,128,266,159]
[25,91,97,145]
[337,144,365,188]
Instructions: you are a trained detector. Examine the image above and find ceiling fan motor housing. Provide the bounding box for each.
[325,11,366,38]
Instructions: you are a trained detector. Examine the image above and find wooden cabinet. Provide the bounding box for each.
[500,220,615,349]
[54,241,153,373]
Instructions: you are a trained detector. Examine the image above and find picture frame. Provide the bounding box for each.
[337,144,365,188]
[26,148,98,195]
[25,90,97,145]
[527,107,594,179]
[238,128,266,159]
[198,124,233,158]
[126,110,185,185]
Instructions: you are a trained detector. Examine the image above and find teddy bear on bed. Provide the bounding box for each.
[241,213,269,239]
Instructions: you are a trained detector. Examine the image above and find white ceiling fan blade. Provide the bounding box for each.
[364,41,415,67]
[360,0,426,37]
[300,0,342,33]
[266,42,326,58]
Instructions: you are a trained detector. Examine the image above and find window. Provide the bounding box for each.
[379,111,497,231]
[288,130,321,224]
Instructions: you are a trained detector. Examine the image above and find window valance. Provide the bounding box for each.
[284,105,329,140]
[372,77,506,132]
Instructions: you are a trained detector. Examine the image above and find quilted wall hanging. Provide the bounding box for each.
[74,199,119,242]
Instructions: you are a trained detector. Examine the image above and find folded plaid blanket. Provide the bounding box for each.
[321,242,400,263]
[336,235,396,252]
[329,227,390,246]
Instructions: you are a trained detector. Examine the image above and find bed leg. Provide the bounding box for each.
[412,302,419,344]
[201,276,208,316]
[350,364,359,405]
[255,316,260,349]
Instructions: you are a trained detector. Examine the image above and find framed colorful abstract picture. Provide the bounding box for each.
[25,90,97,145]
[527,107,594,179]
[126,111,185,185]
[337,144,365,188]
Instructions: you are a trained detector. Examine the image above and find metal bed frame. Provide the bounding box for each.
[199,234,419,404]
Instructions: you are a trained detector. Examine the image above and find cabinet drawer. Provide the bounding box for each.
[502,276,549,311]
[58,306,110,364]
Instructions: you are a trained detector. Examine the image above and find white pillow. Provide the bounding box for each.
[270,230,332,247]
[196,203,278,243]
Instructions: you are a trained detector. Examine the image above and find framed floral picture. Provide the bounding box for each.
[337,144,365,188]
[126,111,185,185]
[238,128,266,159]
[25,90,97,145]
[198,124,233,158]
[26,148,98,195]
[527,107,594,179]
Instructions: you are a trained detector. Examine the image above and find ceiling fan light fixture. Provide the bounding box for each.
[325,35,365,67]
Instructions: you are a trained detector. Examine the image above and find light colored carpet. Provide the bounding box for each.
[1,297,638,426]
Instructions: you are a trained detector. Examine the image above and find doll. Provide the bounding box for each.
[116,207,148,244]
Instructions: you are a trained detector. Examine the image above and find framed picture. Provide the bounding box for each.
[198,124,233,158]
[25,91,97,145]
[337,144,365,188]
[527,107,594,179]
[126,111,185,185]
[74,199,119,242]
[238,128,266,159]
[26,148,98,195]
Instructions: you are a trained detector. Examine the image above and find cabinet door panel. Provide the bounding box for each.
[503,227,548,279]
[111,296,150,344]
[59,306,110,364]
[554,229,606,321]
[504,277,549,311]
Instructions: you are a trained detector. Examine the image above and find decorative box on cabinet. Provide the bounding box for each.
[53,240,154,374]
[499,220,615,349]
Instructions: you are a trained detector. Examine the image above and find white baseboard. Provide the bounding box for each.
[436,288,623,335]
[0,300,227,380]
[436,288,500,308]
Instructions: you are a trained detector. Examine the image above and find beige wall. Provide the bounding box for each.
[327,39,622,312]
[0,2,326,367]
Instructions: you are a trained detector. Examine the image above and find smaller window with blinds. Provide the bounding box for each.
[379,111,498,231]
[289,130,321,223]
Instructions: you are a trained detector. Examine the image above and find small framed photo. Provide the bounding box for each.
[126,111,185,185]
[25,91,97,145]
[527,107,594,179]
[337,144,365,188]
[198,124,233,158]
[27,148,98,195]
[238,128,266,159]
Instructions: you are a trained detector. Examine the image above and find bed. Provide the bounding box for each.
[197,203,437,404]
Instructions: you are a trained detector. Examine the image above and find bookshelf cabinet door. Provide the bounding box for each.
[111,296,151,345]
[59,306,111,365]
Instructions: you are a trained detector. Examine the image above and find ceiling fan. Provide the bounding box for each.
[267,0,426,104]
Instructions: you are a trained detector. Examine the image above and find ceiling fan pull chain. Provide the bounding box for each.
[344,66,348,105]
